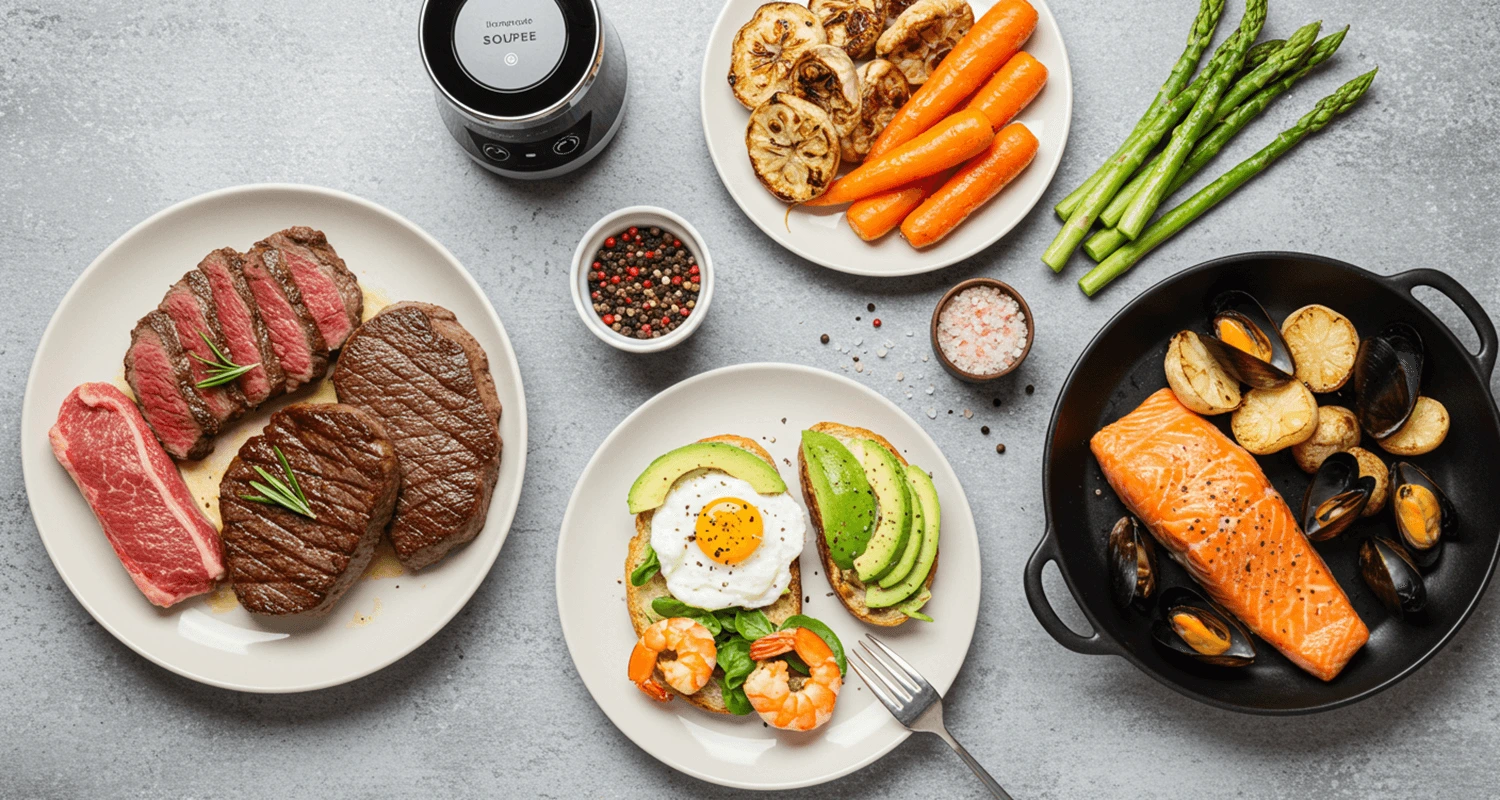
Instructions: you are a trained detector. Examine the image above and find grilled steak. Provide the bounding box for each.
[196,248,286,405]
[219,403,399,616]
[239,243,329,393]
[333,302,501,569]
[125,309,218,460]
[159,268,248,426]
[50,383,224,606]
[255,227,362,351]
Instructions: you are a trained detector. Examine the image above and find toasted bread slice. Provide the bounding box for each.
[624,434,802,715]
[799,422,938,627]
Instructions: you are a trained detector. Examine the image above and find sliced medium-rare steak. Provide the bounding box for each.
[159,268,248,426]
[125,309,218,460]
[219,403,399,615]
[50,382,224,606]
[333,302,501,569]
[196,248,285,406]
[239,244,329,393]
[255,227,362,351]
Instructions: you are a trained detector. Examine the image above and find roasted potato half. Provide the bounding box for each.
[1347,446,1389,516]
[1291,405,1361,473]
[1165,330,1241,415]
[809,0,886,60]
[1281,304,1360,392]
[1378,396,1450,456]
[877,0,973,85]
[1232,381,1319,455]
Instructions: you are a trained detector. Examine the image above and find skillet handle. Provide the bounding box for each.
[1386,268,1498,378]
[1023,527,1115,656]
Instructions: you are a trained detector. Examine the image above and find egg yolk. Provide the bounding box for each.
[695,497,763,565]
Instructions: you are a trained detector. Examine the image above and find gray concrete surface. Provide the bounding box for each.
[3,0,1499,797]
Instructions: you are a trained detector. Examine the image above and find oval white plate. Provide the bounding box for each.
[557,363,981,790]
[700,0,1072,276]
[20,184,528,693]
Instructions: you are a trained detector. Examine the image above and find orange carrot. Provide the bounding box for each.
[868,0,1038,159]
[806,109,994,207]
[846,171,952,241]
[965,51,1048,130]
[901,122,1039,248]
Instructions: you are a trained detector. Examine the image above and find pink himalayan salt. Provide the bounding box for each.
[936,286,1028,375]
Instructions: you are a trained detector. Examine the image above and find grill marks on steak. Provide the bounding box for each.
[159,269,248,426]
[219,403,399,616]
[333,302,502,569]
[240,244,329,393]
[256,227,362,351]
[49,383,224,606]
[125,310,219,460]
[196,248,286,406]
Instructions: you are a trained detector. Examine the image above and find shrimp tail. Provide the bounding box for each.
[749,630,797,660]
[637,679,673,703]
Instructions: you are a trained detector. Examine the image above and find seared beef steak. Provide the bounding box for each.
[159,268,248,426]
[196,248,285,405]
[239,244,329,393]
[255,227,362,351]
[333,302,501,569]
[125,309,219,460]
[219,403,399,616]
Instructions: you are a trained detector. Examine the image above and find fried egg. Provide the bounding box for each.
[650,470,805,611]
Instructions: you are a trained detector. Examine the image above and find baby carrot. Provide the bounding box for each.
[964,51,1048,130]
[846,171,952,241]
[806,109,994,207]
[868,0,1038,159]
[901,123,1039,248]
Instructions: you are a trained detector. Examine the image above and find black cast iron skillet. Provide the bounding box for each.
[1024,252,1500,714]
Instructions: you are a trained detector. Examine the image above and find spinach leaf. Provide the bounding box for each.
[721,678,753,716]
[734,608,776,642]
[629,546,660,587]
[713,608,740,638]
[650,597,721,636]
[716,636,754,690]
[782,653,809,675]
[778,615,847,675]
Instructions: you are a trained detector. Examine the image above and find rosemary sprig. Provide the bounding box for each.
[242,446,316,519]
[190,331,259,389]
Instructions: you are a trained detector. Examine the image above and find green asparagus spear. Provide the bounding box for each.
[1085,27,1349,261]
[1052,0,1225,220]
[1041,2,1265,272]
[1078,69,1377,297]
[1114,0,1269,240]
[1096,23,1327,233]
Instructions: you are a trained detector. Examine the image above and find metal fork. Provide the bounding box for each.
[851,634,1012,800]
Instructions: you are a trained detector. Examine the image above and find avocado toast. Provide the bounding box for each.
[798,422,940,626]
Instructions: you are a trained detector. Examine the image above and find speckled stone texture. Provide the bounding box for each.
[3,0,1499,797]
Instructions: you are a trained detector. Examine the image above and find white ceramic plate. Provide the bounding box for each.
[700,0,1072,276]
[557,363,981,790]
[20,184,528,693]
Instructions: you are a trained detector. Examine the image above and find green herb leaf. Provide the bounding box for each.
[734,608,776,642]
[721,676,753,716]
[190,331,260,390]
[650,597,720,636]
[629,546,660,586]
[782,653,810,675]
[779,615,846,675]
[241,446,315,519]
[715,636,755,690]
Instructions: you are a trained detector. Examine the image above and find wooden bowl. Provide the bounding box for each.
[930,278,1034,383]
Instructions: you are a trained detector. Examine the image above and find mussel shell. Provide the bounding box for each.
[1380,322,1425,398]
[1151,586,1256,667]
[1107,516,1157,610]
[1199,291,1298,389]
[1359,536,1427,618]
[1389,461,1455,570]
[1300,452,1374,541]
[1354,324,1425,439]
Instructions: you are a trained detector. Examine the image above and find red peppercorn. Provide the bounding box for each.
[672,276,682,285]
[605,237,616,248]
[602,314,615,325]
[592,261,601,269]
[690,265,700,275]
[643,280,652,289]
[673,239,681,247]
[627,267,639,277]
[873,319,882,328]
[681,308,690,317]
[610,276,620,284]
[661,317,671,326]
[641,324,652,334]
[628,226,639,236]
[591,291,601,300]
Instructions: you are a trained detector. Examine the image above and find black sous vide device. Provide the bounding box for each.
[420,0,627,179]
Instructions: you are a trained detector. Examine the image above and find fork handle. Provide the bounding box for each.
[930,728,1012,800]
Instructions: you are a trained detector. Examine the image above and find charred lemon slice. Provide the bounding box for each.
[789,45,861,158]
[844,59,911,163]
[809,0,886,60]
[877,0,974,85]
[1232,381,1320,455]
[1164,330,1241,416]
[746,93,841,203]
[1281,304,1360,392]
[728,2,827,110]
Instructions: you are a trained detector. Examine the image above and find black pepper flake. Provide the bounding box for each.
[981,425,990,435]
[1025,384,1035,394]
[867,303,876,312]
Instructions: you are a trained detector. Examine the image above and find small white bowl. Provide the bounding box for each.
[570,206,714,353]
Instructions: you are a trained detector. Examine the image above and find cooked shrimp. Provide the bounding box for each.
[628,617,717,702]
[743,627,842,731]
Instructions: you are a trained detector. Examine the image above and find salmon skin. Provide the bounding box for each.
[1091,389,1368,681]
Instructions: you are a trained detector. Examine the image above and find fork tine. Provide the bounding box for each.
[851,651,907,711]
[861,638,922,695]
[866,634,930,691]
[856,643,916,702]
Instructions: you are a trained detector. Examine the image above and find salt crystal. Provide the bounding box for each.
[906,390,913,398]
[854,338,863,346]
[921,354,929,362]
[906,331,914,337]
[925,385,934,395]
[935,285,1029,376]
[855,363,865,373]
[896,372,905,381]
[876,348,888,358]
[925,407,937,419]
[963,408,973,419]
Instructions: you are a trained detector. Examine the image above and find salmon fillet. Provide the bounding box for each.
[1091,388,1368,681]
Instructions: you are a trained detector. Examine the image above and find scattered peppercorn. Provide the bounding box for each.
[1025,384,1035,394]
[867,303,876,312]
[820,334,830,344]
[993,398,1001,407]
[588,225,700,340]
[855,316,862,321]
[873,318,882,328]
[996,443,1007,454]
[981,426,990,435]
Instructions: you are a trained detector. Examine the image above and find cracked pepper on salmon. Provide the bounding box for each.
[1091,388,1368,681]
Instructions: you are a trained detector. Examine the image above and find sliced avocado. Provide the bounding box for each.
[866,465,940,609]
[897,587,933,621]
[852,440,912,583]
[627,442,786,513]
[877,469,927,589]
[800,430,877,569]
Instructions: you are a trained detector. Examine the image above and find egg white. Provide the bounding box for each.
[650,470,805,611]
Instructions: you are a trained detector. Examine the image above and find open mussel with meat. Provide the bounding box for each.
[1151,586,1256,667]
[1107,516,1156,610]
[1300,452,1375,541]
[1354,322,1425,439]
[1388,461,1454,570]
[1359,537,1427,618]
[1196,290,1298,389]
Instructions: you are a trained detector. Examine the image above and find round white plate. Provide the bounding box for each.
[20,184,528,693]
[557,363,981,790]
[700,0,1072,276]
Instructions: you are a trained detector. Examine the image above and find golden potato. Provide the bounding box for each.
[1232,381,1319,455]
[1378,396,1450,456]
[1347,446,1389,516]
[1165,330,1242,415]
[1291,405,1361,473]
[1281,304,1360,393]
